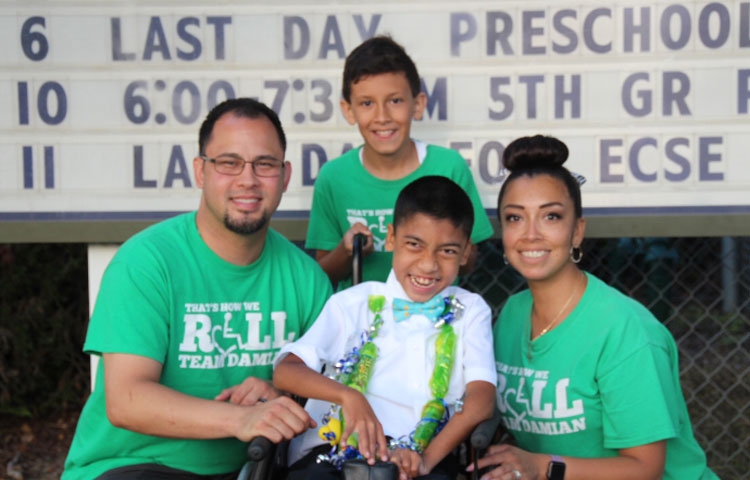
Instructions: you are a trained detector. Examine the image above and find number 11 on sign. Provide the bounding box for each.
[23,146,55,189]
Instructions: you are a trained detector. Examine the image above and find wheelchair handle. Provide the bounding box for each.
[352,233,366,286]
[247,436,273,462]
[470,406,503,450]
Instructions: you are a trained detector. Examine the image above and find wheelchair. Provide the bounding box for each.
[237,407,504,480]
[238,235,505,480]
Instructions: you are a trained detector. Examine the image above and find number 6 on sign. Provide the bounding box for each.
[21,16,49,61]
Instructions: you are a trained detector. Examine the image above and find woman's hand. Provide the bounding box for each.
[468,441,666,480]
[466,443,545,480]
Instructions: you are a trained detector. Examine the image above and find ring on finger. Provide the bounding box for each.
[512,469,522,479]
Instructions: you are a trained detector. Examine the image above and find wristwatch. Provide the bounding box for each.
[547,455,566,480]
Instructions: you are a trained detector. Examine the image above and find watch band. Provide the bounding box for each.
[547,455,566,480]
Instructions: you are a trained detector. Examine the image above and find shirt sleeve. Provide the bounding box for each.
[274,292,351,372]
[598,322,680,449]
[460,293,498,385]
[298,262,335,334]
[84,244,169,363]
[305,166,343,251]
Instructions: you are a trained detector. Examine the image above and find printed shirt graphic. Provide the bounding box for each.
[305,142,494,288]
[177,298,294,375]
[493,273,717,480]
[62,213,332,480]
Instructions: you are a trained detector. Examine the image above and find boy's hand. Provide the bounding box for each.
[340,389,388,464]
[388,448,428,480]
[343,224,374,257]
[215,377,281,406]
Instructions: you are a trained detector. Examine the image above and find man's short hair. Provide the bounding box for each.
[198,98,286,155]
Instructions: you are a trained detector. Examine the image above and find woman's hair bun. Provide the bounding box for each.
[502,135,569,171]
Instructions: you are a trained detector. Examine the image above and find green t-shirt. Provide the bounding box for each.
[493,273,717,480]
[305,143,494,289]
[63,212,332,480]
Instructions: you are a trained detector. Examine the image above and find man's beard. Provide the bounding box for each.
[224,212,268,236]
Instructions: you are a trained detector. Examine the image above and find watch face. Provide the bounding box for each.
[547,461,566,480]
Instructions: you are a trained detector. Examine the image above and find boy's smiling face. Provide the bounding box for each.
[385,212,471,303]
[341,71,426,164]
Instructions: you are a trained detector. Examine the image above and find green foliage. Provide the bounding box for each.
[0,244,90,417]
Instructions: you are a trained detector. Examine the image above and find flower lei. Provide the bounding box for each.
[316,294,464,468]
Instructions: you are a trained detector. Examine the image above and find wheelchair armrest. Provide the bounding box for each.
[470,406,503,450]
[247,436,274,462]
[343,459,399,480]
[238,437,279,480]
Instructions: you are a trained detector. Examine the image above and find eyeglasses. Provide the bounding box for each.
[200,155,284,177]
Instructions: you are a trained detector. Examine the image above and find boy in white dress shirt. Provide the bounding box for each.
[274,176,496,480]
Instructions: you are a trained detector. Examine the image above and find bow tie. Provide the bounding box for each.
[393,295,445,323]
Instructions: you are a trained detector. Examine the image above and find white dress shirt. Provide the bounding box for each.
[274,270,497,465]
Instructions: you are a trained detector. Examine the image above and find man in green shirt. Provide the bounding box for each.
[63,98,333,480]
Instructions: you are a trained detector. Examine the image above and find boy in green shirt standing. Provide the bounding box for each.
[306,35,494,289]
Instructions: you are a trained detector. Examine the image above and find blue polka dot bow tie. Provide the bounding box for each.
[393,295,445,323]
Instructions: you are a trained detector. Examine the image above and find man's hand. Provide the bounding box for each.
[234,396,316,443]
[215,377,281,406]
[103,353,310,442]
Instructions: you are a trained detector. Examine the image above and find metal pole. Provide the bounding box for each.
[721,237,737,313]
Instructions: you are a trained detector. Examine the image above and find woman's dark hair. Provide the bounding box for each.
[497,135,582,218]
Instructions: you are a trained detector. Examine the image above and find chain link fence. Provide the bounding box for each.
[461,236,750,479]
[5,239,746,476]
